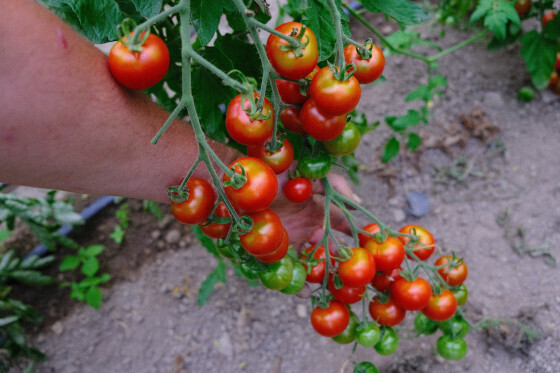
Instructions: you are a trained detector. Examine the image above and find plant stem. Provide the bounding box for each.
[326,0,346,68]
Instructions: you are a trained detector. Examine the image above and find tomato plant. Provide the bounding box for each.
[437,335,468,361]
[300,98,347,141]
[310,66,361,116]
[297,152,332,180]
[310,299,350,337]
[301,244,334,283]
[266,22,319,80]
[371,267,402,293]
[391,277,432,311]
[337,247,376,287]
[421,289,458,322]
[374,326,399,355]
[170,177,215,225]
[414,313,439,336]
[358,223,381,247]
[435,255,468,286]
[247,137,294,174]
[364,235,405,272]
[332,311,359,344]
[108,32,170,90]
[452,284,469,306]
[368,297,406,326]
[225,93,275,146]
[283,177,313,204]
[199,201,231,239]
[343,43,385,84]
[355,321,381,347]
[280,261,307,294]
[260,255,294,290]
[223,157,278,213]
[239,208,285,257]
[398,224,436,261]
[322,121,362,156]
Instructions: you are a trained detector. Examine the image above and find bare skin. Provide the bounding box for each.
[0,0,354,247]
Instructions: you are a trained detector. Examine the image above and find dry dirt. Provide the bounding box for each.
[6,8,560,373]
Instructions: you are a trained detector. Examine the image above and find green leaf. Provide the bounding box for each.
[407,132,422,151]
[192,225,219,257]
[10,270,54,286]
[301,0,346,61]
[85,286,103,309]
[0,315,19,327]
[341,154,360,185]
[143,200,163,220]
[197,260,226,306]
[359,0,431,25]
[50,201,83,226]
[131,0,162,18]
[191,0,229,46]
[115,203,130,228]
[520,30,560,89]
[81,257,100,277]
[42,0,125,43]
[59,255,81,271]
[385,110,421,131]
[382,137,400,163]
[83,244,105,257]
[0,228,11,243]
[110,225,126,244]
[470,0,519,41]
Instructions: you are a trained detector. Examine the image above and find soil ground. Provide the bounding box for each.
[5,7,560,373]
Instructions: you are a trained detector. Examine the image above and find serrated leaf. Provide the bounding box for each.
[300,0,339,61]
[85,286,103,309]
[83,244,105,257]
[470,0,519,41]
[43,0,125,43]
[382,137,400,163]
[81,257,100,277]
[191,0,229,46]
[59,255,81,271]
[192,226,219,257]
[385,110,421,131]
[131,0,162,18]
[197,261,226,306]
[521,30,559,89]
[341,154,360,185]
[110,225,126,244]
[407,132,422,151]
[359,0,430,25]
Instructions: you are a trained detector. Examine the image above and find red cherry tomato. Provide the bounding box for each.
[371,267,402,293]
[247,137,294,174]
[434,255,468,286]
[300,99,347,141]
[240,209,285,257]
[223,157,278,212]
[364,236,405,272]
[310,300,350,337]
[266,22,319,80]
[255,229,289,264]
[358,223,381,247]
[398,224,436,261]
[421,289,458,322]
[310,66,361,116]
[542,10,557,27]
[171,177,215,225]
[337,247,376,287]
[280,107,306,135]
[283,177,313,203]
[368,297,406,326]
[343,43,385,84]
[391,277,432,311]
[301,244,335,283]
[328,276,365,304]
[225,93,274,145]
[108,32,170,90]
[199,201,231,239]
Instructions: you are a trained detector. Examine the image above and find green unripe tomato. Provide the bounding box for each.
[332,312,359,344]
[355,321,381,347]
[374,326,399,355]
[260,256,293,290]
[436,335,467,360]
[353,361,379,373]
[280,261,307,294]
[322,121,361,156]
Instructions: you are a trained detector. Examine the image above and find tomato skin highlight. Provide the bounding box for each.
[226,94,275,145]
[255,228,289,264]
[368,297,406,326]
[109,33,170,90]
[300,99,347,142]
[338,247,376,288]
[223,157,278,213]
[283,177,313,203]
[240,209,285,257]
[199,201,231,239]
[391,277,432,311]
[171,177,215,225]
[310,66,361,116]
[421,289,458,321]
[435,256,468,286]
[364,235,405,272]
[343,43,385,84]
[398,224,436,261]
[266,22,319,80]
[247,137,294,175]
[310,300,350,337]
